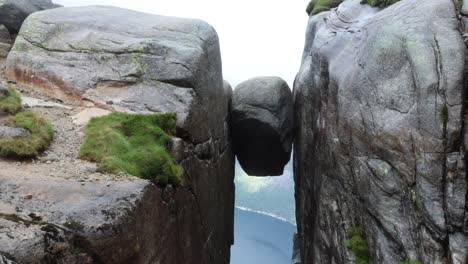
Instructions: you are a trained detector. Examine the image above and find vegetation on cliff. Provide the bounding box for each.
[0,86,21,114]
[346,226,370,264]
[306,0,343,15]
[364,0,400,7]
[0,112,54,158]
[306,0,401,15]
[79,112,183,186]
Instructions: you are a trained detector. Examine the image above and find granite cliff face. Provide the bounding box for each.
[294,0,468,263]
[0,6,234,264]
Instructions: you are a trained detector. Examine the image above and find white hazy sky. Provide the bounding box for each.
[53,0,308,88]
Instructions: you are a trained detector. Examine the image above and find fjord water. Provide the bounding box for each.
[231,208,296,264]
[231,159,296,263]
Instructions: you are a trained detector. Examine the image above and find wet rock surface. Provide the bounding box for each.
[231,77,293,176]
[294,0,467,263]
[0,6,234,264]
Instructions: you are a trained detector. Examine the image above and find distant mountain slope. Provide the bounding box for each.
[234,158,296,224]
[231,208,296,264]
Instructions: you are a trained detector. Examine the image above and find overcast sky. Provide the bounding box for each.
[53,0,308,88]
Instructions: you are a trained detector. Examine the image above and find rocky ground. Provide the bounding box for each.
[0,59,129,186]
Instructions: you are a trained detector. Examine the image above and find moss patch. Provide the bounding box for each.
[0,86,22,114]
[401,259,422,264]
[440,104,449,124]
[346,226,370,264]
[362,0,400,7]
[79,112,183,186]
[306,0,344,15]
[0,112,54,158]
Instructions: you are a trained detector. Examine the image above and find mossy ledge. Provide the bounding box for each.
[79,112,183,186]
[0,112,54,158]
[306,0,343,15]
[0,85,22,114]
[362,0,401,7]
[306,0,401,15]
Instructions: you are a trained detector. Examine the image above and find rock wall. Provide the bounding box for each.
[293,0,468,263]
[1,6,234,264]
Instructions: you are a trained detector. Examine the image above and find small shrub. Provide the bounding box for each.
[361,0,400,7]
[401,259,422,264]
[306,0,344,15]
[346,226,370,264]
[79,112,183,186]
[0,85,22,114]
[0,112,54,158]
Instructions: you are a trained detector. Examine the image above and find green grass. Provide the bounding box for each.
[362,0,400,7]
[346,226,370,264]
[306,0,400,16]
[0,112,54,158]
[79,112,183,186]
[400,259,422,264]
[0,86,22,114]
[306,0,344,15]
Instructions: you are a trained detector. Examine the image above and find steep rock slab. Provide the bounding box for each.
[2,6,234,264]
[294,0,467,263]
[231,77,293,176]
[0,0,56,34]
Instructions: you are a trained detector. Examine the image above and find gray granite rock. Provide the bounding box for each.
[463,0,468,16]
[294,0,467,263]
[6,6,226,144]
[0,0,56,34]
[0,85,9,98]
[231,76,293,176]
[0,25,11,44]
[2,6,234,264]
[0,25,11,58]
[0,126,30,138]
[0,254,15,264]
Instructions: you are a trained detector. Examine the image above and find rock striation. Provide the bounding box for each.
[294,0,467,263]
[231,76,293,176]
[1,6,234,264]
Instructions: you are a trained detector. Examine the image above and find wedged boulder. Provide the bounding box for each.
[1,6,234,264]
[294,0,467,263]
[0,0,56,34]
[231,76,293,176]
